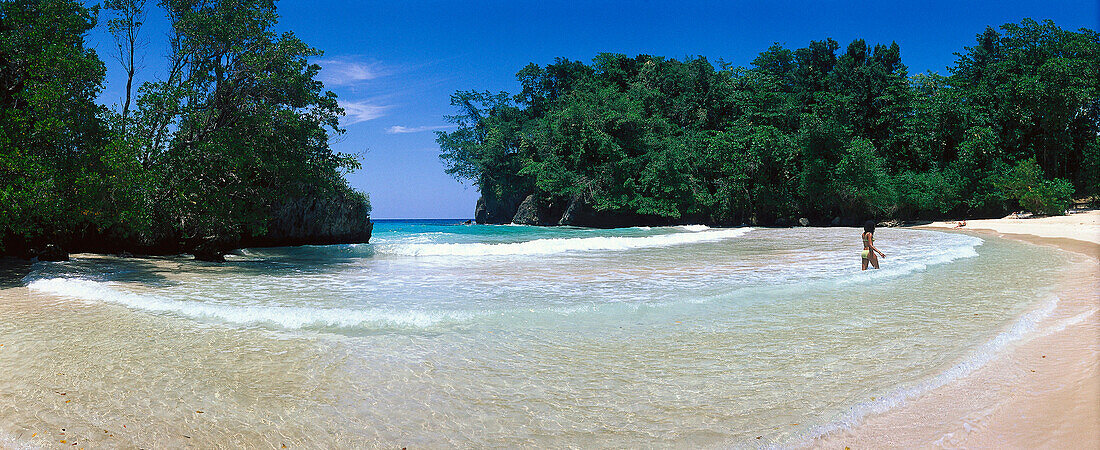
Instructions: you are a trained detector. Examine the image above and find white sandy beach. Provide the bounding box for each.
[1,215,1096,447]
[816,211,1100,447]
[926,210,1100,246]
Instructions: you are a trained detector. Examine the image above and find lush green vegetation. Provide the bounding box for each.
[0,0,367,258]
[439,19,1098,226]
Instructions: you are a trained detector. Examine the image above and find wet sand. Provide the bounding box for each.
[814,214,1100,447]
[2,217,1096,447]
[0,257,372,448]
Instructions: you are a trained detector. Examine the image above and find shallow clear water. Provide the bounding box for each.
[12,221,1072,447]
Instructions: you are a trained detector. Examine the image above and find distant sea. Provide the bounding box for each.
[20,220,1069,446]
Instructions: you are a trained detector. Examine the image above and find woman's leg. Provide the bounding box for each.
[862,257,869,270]
[869,253,880,269]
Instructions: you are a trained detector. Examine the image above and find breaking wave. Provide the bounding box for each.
[377,227,754,256]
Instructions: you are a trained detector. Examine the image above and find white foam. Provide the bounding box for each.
[806,293,1060,443]
[1036,308,1098,337]
[377,227,754,256]
[832,233,984,284]
[28,278,478,329]
[677,224,710,232]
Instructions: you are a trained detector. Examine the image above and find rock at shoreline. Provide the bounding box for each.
[512,194,564,226]
[511,195,542,225]
[36,244,69,262]
[558,194,585,226]
[474,189,526,224]
[557,195,666,228]
[192,247,227,263]
[243,188,374,249]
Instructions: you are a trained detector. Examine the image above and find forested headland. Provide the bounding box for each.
[0,0,371,261]
[438,19,1098,227]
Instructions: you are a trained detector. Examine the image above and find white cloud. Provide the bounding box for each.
[340,100,390,125]
[386,125,457,134]
[317,58,383,86]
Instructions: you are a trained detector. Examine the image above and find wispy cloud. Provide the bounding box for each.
[386,125,457,134]
[340,100,390,125]
[317,58,384,86]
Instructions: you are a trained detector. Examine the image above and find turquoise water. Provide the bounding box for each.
[21,221,1070,446]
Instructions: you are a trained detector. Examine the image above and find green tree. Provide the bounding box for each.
[0,0,106,253]
[130,0,359,252]
[832,138,897,217]
[995,158,1074,215]
[439,20,1097,226]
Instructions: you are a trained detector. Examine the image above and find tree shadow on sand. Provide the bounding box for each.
[0,258,34,289]
[1,256,177,289]
[0,244,374,290]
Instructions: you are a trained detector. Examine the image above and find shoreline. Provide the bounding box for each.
[813,212,1100,447]
[2,218,1096,447]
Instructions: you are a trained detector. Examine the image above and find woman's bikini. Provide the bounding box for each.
[862,232,872,259]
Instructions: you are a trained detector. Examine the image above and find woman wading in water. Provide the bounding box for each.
[862,220,886,270]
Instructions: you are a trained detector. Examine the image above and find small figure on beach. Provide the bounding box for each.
[862,220,886,270]
[955,220,967,228]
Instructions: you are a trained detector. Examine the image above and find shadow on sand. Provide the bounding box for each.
[0,258,33,289]
[1,244,373,290]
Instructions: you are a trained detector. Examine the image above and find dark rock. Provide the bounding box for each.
[511,195,542,225]
[474,190,526,225]
[241,187,373,248]
[830,217,842,226]
[462,220,473,225]
[36,244,68,262]
[512,194,562,226]
[557,194,665,228]
[192,247,226,263]
[775,217,789,226]
[474,197,490,224]
[191,236,230,262]
[558,194,587,226]
[877,219,902,228]
[473,189,523,224]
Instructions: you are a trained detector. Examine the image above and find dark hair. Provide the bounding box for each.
[864,220,876,234]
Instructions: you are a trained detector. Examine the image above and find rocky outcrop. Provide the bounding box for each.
[2,187,373,262]
[557,194,667,228]
[512,194,566,226]
[511,195,543,225]
[36,244,69,261]
[242,188,373,249]
[474,190,527,224]
[0,238,70,261]
[558,194,587,226]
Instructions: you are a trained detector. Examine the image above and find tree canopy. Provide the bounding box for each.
[439,19,1099,226]
[0,0,369,259]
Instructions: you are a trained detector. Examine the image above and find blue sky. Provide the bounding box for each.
[85,0,1098,218]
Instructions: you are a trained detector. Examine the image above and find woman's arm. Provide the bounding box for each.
[869,238,885,257]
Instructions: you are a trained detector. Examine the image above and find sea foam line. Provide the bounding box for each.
[27,278,478,329]
[801,293,1060,445]
[377,226,752,256]
[836,235,984,284]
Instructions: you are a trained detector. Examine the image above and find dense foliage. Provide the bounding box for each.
[439,19,1098,225]
[0,0,367,257]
